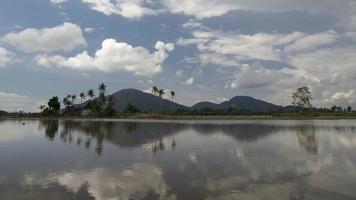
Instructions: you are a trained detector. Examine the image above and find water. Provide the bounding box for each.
[0,119,356,200]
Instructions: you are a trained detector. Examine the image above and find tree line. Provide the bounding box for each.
[38,84,177,117]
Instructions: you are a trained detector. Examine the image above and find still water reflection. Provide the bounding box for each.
[1,119,356,199]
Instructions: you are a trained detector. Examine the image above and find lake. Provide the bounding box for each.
[0,119,356,200]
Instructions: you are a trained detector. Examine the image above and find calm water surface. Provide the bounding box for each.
[1,119,356,200]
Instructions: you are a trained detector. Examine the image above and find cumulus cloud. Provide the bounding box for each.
[35,39,174,76]
[178,29,355,64]
[0,47,15,67]
[1,23,87,53]
[81,0,157,19]
[179,23,356,107]
[0,91,41,112]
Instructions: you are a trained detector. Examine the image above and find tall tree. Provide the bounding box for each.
[80,92,86,103]
[63,97,71,109]
[170,90,175,101]
[151,86,159,96]
[347,106,353,112]
[47,96,60,114]
[158,89,165,98]
[292,86,313,108]
[105,95,117,117]
[87,89,95,99]
[98,83,107,104]
[71,94,77,104]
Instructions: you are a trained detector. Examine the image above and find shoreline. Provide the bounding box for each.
[2,115,356,121]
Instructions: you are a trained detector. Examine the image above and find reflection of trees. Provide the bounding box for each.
[40,120,356,157]
[39,120,59,141]
[37,120,286,155]
[296,125,318,154]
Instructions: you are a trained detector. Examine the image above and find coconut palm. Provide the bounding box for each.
[71,94,77,104]
[158,89,165,98]
[87,89,95,99]
[63,97,71,109]
[157,89,165,113]
[170,90,175,101]
[80,92,86,103]
[98,83,107,104]
[151,86,159,96]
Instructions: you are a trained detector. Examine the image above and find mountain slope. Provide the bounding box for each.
[80,88,282,112]
[220,96,282,111]
[191,96,282,112]
[110,89,188,112]
[191,101,221,110]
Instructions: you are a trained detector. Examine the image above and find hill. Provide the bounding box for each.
[110,89,188,112]
[192,96,282,112]
[80,89,283,112]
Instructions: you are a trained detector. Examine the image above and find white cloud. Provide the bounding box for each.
[84,27,95,33]
[79,0,355,30]
[178,30,305,62]
[179,24,356,107]
[230,64,281,89]
[285,31,338,52]
[50,0,67,5]
[0,92,42,112]
[330,90,355,103]
[0,47,15,67]
[1,23,87,53]
[35,39,174,76]
[81,0,157,19]
[184,77,195,85]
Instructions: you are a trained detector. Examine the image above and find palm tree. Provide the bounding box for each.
[158,89,165,113]
[87,89,95,99]
[63,97,72,109]
[158,89,165,98]
[71,94,77,104]
[98,83,107,104]
[170,90,176,113]
[80,92,86,103]
[151,86,159,96]
[170,90,175,101]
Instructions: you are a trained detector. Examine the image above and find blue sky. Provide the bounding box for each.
[0,0,356,111]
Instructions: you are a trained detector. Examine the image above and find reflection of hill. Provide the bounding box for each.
[38,120,356,156]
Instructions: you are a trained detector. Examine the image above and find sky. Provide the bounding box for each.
[0,0,356,111]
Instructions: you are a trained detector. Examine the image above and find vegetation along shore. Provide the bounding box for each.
[1,84,355,119]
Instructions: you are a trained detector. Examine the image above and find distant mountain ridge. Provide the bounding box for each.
[192,96,282,112]
[82,88,283,112]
